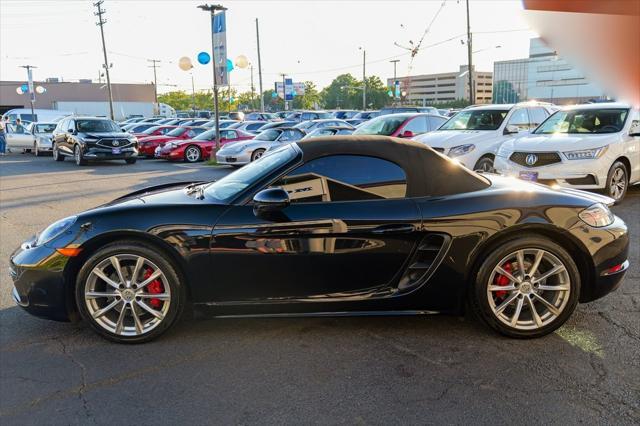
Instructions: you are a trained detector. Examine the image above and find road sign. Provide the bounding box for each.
[212,11,228,85]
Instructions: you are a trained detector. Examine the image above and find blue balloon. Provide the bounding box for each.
[227,59,234,72]
[197,52,210,65]
[21,84,28,92]
[271,92,277,98]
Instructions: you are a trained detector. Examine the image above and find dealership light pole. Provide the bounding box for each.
[465,0,474,105]
[19,65,37,119]
[148,59,160,114]
[198,3,227,150]
[94,0,115,120]
[255,18,265,112]
[359,47,366,110]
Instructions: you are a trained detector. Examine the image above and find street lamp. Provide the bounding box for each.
[358,47,366,110]
[197,3,227,150]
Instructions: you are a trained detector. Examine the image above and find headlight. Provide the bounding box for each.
[563,146,608,160]
[496,144,512,158]
[448,144,475,157]
[578,203,614,227]
[35,216,77,246]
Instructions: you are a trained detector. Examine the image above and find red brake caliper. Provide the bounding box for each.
[143,268,164,309]
[494,262,513,299]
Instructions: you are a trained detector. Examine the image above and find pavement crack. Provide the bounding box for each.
[55,338,95,424]
[597,311,640,343]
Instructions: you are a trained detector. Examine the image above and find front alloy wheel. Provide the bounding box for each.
[184,145,201,163]
[251,149,265,162]
[470,236,579,338]
[74,145,87,166]
[53,144,64,161]
[474,157,495,173]
[76,242,184,343]
[606,161,628,202]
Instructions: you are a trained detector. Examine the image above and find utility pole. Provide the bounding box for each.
[19,65,37,119]
[191,73,196,114]
[359,47,366,110]
[198,3,227,150]
[148,59,160,114]
[281,73,287,111]
[465,0,474,105]
[390,59,399,103]
[255,18,265,112]
[250,64,256,110]
[94,0,115,120]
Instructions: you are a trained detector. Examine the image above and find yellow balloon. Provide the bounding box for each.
[235,55,249,69]
[178,56,193,71]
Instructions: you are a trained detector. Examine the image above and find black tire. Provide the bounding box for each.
[468,235,580,339]
[125,158,137,164]
[183,145,202,163]
[75,241,186,343]
[53,144,64,161]
[251,148,265,162]
[474,156,495,173]
[74,144,87,166]
[603,161,628,203]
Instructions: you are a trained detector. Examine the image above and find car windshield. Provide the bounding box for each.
[76,119,121,133]
[353,115,407,136]
[194,129,216,140]
[166,127,186,136]
[254,129,281,141]
[439,109,508,131]
[35,124,56,133]
[295,121,315,130]
[142,126,162,135]
[204,144,297,202]
[534,108,629,134]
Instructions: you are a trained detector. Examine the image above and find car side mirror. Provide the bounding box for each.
[253,187,290,216]
[630,121,640,136]
[68,127,75,134]
[400,130,414,138]
[504,124,519,135]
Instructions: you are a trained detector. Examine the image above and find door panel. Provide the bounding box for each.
[208,199,421,302]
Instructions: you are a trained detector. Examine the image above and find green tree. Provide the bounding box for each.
[364,75,389,109]
[319,74,361,109]
[292,81,321,110]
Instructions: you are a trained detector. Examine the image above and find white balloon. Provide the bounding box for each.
[35,86,46,94]
[178,56,193,71]
[16,86,24,95]
[235,55,249,69]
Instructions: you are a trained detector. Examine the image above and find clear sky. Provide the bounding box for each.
[0,0,537,94]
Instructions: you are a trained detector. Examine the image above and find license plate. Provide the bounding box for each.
[112,148,121,154]
[519,171,538,182]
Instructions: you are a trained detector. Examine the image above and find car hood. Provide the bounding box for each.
[219,139,272,152]
[500,133,619,152]
[83,132,132,139]
[415,129,502,148]
[139,135,174,143]
[94,181,210,209]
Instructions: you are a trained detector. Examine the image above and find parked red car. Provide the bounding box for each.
[131,124,178,139]
[137,126,207,158]
[156,128,254,162]
[352,113,448,139]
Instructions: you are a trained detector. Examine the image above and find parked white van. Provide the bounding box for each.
[2,108,71,125]
[494,103,640,202]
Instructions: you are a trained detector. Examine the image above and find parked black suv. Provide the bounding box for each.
[52,117,139,166]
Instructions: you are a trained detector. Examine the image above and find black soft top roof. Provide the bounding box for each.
[295,135,489,197]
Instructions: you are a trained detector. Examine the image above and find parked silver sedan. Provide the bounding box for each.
[30,122,57,155]
[216,127,305,166]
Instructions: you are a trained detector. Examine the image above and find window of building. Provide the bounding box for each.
[272,155,408,203]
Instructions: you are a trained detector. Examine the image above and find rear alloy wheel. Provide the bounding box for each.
[605,161,628,203]
[53,144,64,161]
[251,149,265,162]
[76,242,184,343]
[33,142,39,157]
[470,236,579,338]
[474,156,495,173]
[184,145,202,163]
[74,145,87,166]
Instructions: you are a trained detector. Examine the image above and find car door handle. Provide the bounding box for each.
[371,224,416,234]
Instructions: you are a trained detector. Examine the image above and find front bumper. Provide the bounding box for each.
[83,146,138,161]
[494,155,607,189]
[216,151,252,165]
[10,242,75,322]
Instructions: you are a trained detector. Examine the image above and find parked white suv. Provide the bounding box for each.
[414,103,556,172]
[494,103,640,202]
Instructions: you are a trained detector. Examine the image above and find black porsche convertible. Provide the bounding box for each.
[10,136,629,343]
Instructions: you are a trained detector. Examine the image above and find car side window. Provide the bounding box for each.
[428,115,446,130]
[271,155,407,203]
[507,108,530,131]
[227,130,237,139]
[247,123,263,131]
[528,107,548,128]
[403,116,429,134]
[192,128,206,136]
[67,119,75,132]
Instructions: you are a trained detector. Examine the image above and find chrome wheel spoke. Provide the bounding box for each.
[115,305,127,335]
[528,250,544,277]
[532,293,561,316]
[511,296,524,326]
[532,264,566,284]
[131,304,144,335]
[110,256,127,287]
[92,269,120,289]
[495,292,519,314]
[138,293,170,300]
[526,296,543,327]
[516,250,526,279]
[488,284,517,292]
[136,300,164,320]
[86,291,118,299]
[130,256,144,286]
[495,265,520,284]
[137,269,162,289]
[92,299,121,319]
[536,284,569,292]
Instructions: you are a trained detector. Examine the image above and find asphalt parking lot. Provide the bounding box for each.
[1,153,638,425]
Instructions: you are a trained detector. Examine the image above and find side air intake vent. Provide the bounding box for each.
[397,233,450,292]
